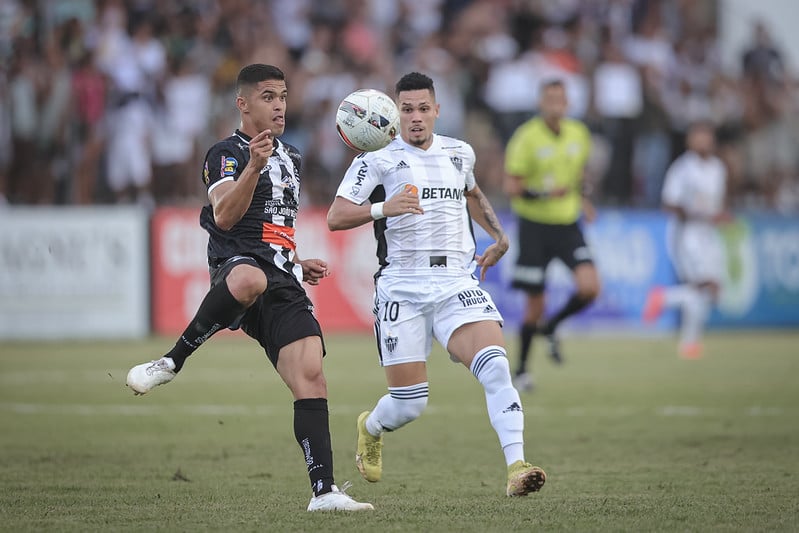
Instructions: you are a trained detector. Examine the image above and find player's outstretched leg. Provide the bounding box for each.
[307,481,374,511]
[470,345,547,496]
[126,357,176,395]
[355,411,383,482]
[506,460,547,496]
[355,383,428,482]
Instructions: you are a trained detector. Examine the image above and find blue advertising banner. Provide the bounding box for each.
[708,213,799,327]
[474,210,799,333]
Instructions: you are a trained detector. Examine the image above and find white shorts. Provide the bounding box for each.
[373,274,503,366]
[673,223,725,284]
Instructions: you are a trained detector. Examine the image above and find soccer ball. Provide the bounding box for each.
[336,89,400,152]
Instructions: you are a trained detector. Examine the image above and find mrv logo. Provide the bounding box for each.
[351,161,369,195]
[458,289,488,307]
[421,187,464,200]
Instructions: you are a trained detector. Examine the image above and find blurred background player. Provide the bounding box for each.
[126,64,372,512]
[327,72,546,497]
[503,79,600,392]
[643,121,729,359]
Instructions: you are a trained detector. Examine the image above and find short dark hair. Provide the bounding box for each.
[395,72,435,96]
[687,119,716,134]
[541,79,565,91]
[236,64,285,95]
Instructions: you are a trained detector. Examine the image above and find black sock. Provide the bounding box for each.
[517,323,537,375]
[542,293,593,335]
[167,282,247,372]
[294,398,335,497]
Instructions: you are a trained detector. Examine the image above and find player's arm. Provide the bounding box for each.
[465,184,510,280]
[580,162,597,223]
[210,129,273,231]
[327,188,423,231]
[503,173,567,199]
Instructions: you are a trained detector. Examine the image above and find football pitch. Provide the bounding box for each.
[1,331,797,532]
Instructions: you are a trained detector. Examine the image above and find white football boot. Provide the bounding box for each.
[126,357,176,395]
[307,481,374,512]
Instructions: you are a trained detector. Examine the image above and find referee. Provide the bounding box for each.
[503,79,600,392]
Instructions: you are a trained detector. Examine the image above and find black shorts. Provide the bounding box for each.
[210,256,324,367]
[512,219,593,293]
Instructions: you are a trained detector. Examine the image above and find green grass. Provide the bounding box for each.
[1,332,798,532]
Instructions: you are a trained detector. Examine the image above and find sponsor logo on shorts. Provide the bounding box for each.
[457,289,488,307]
[384,334,398,353]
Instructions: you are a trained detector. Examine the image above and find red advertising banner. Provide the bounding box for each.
[151,207,377,335]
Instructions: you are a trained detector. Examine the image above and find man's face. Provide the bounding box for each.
[397,89,439,149]
[688,126,715,156]
[539,84,567,120]
[238,79,288,135]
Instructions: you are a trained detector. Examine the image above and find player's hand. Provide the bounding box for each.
[300,258,330,286]
[384,184,424,217]
[249,129,273,170]
[475,235,509,281]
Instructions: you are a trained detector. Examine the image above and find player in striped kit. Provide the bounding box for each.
[126,64,372,511]
[327,72,546,497]
[643,121,729,359]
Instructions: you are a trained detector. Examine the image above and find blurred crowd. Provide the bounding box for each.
[1,0,798,212]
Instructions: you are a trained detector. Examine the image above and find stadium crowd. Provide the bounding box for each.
[1,0,797,212]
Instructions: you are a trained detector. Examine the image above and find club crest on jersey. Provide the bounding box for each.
[221,156,238,177]
[449,156,462,171]
[384,334,398,353]
[203,161,210,184]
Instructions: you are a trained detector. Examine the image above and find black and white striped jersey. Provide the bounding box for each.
[200,129,303,282]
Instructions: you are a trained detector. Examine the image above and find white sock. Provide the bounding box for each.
[470,346,525,465]
[680,287,712,346]
[366,382,429,436]
[503,443,525,465]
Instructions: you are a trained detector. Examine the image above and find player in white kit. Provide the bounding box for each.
[643,121,729,359]
[327,72,546,497]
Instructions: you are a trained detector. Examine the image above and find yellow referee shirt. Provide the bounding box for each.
[504,117,591,225]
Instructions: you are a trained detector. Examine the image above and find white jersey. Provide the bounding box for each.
[662,151,726,224]
[336,134,478,278]
[662,151,727,284]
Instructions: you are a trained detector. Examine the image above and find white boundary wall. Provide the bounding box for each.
[0,207,149,340]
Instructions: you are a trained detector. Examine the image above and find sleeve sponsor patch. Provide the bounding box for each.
[221,156,238,177]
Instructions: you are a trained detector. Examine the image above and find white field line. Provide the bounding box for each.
[0,402,787,418]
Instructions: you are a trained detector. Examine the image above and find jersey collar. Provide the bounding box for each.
[234,129,281,151]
